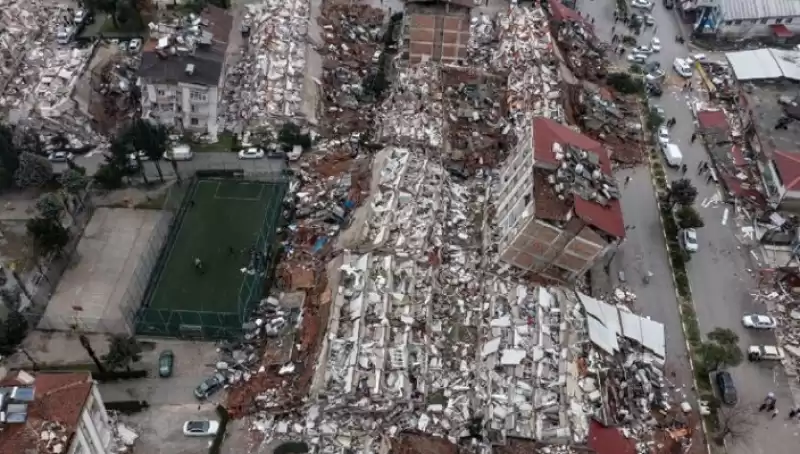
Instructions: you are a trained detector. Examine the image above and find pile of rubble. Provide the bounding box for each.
[220,0,310,132]
[552,21,608,82]
[317,4,385,136]
[758,288,800,377]
[377,63,443,148]
[491,7,563,132]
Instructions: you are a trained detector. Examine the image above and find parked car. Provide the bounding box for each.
[238,147,265,160]
[73,8,92,25]
[628,53,649,64]
[686,53,707,64]
[644,14,656,26]
[748,345,785,361]
[742,314,777,329]
[715,371,738,405]
[679,228,698,253]
[48,151,74,162]
[657,126,670,145]
[128,38,143,53]
[664,0,675,9]
[632,0,654,9]
[645,82,663,97]
[673,58,693,78]
[158,350,174,378]
[183,420,220,437]
[645,69,666,83]
[650,37,661,52]
[632,45,653,55]
[194,373,225,399]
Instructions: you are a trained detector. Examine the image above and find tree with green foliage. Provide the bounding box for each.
[35,193,64,221]
[668,178,698,208]
[675,205,705,229]
[277,122,312,151]
[647,107,664,131]
[0,311,29,356]
[26,216,69,257]
[60,168,90,211]
[606,72,643,94]
[14,152,53,188]
[119,120,169,182]
[697,327,743,371]
[103,335,142,371]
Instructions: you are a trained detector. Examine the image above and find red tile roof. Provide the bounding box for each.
[696,109,729,132]
[730,144,747,167]
[532,118,625,238]
[773,149,800,190]
[588,421,636,454]
[0,372,93,453]
[548,0,593,30]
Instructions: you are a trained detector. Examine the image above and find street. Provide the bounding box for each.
[580,1,800,453]
[54,151,287,178]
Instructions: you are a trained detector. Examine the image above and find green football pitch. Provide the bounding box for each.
[147,179,284,314]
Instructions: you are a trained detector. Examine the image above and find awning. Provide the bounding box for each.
[772,24,793,38]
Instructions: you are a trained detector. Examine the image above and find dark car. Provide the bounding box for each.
[194,373,225,400]
[158,350,174,378]
[715,371,738,405]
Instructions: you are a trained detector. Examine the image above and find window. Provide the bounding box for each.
[190,117,199,126]
[734,19,742,25]
[776,18,784,24]
[190,105,197,113]
[788,18,794,23]
[724,20,732,26]
[190,90,207,102]
[760,18,768,24]
[156,89,165,96]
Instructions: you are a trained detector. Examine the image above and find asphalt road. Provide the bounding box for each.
[54,151,287,178]
[581,2,800,453]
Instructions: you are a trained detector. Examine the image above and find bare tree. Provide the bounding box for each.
[713,402,756,446]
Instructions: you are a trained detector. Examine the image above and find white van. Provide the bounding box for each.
[163,145,194,161]
[662,143,683,167]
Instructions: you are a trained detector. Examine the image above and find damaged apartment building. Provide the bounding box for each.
[494,117,625,283]
[137,6,235,140]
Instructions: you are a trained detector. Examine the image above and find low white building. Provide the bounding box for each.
[0,370,113,454]
[138,6,234,141]
[708,0,800,38]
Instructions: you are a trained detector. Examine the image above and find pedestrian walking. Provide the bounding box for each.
[706,173,713,184]
[690,133,697,143]
[624,175,632,186]
[696,161,704,171]
[681,164,687,175]
[612,25,616,34]
[591,17,595,24]
[789,408,799,419]
[771,407,780,419]
[760,402,770,412]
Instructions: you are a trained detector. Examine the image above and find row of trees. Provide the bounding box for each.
[80,333,143,373]
[667,178,705,230]
[94,120,173,190]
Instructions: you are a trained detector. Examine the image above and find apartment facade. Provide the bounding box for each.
[495,117,625,283]
[138,6,233,140]
[0,371,112,454]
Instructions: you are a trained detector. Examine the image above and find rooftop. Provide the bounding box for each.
[696,109,730,132]
[743,83,800,159]
[138,6,233,86]
[406,13,470,65]
[773,149,800,190]
[720,0,800,21]
[726,48,800,81]
[531,117,625,238]
[0,372,93,454]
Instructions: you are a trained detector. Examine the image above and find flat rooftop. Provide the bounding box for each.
[407,13,470,65]
[40,208,169,335]
[745,82,800,157]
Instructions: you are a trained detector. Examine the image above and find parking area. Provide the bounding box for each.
[98,338,225,454]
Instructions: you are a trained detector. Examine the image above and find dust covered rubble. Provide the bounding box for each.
[376,63,443,148]
[219,0,309,133]
[491,6,563,131]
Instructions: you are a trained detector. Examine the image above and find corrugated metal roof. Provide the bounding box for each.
[771,48,800,80]
[725,48,800,81]
[721,0,800,20]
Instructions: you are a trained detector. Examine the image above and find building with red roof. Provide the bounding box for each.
[496,117,625,283]
[0,370,113,454]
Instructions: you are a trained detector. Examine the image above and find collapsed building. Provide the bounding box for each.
[494,117,625,283]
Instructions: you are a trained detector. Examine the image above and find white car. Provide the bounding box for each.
[633,45,653,55]
[632,0,653,9]
[48,151,74,162]
[645,69,666,82]
[679,228,698,253]
[128,39,143,53]
[644,14,655,25]
[628,53,649,64]
[742,314,777,329]
[686,53,707,64]
[673,58,693,78]
[238,147,265,160]
[128,151,149,162]
[183,420,219,437]
[657,126,670,145]
[650,37,661,52]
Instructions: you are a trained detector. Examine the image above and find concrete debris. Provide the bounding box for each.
[377,63,442,147]
[552,20,608,82]
[220,0,311,133]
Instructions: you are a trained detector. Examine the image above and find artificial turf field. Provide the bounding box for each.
[146,179,284,316]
